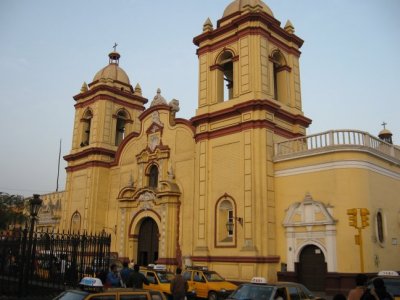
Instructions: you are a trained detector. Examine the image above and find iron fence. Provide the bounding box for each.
[0,228,111,297]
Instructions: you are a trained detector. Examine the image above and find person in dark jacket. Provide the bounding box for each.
[120,261,133,287]
[170,267,188,300]
[126,264,149,289]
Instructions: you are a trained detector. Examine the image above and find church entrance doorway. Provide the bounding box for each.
[298,245,326,291]
[137,217,159,266]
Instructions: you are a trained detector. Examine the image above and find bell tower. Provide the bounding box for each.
[190,0,312,276]
[62,50,148,232]
[193,0,308,129]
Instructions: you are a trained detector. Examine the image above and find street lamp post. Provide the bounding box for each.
[20,194,43,296]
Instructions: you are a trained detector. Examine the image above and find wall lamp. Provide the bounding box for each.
[226,217,243,232]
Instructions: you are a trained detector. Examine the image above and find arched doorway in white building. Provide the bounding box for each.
[137,217,159,266]
[282,193,337,290]
[297,244,327,291]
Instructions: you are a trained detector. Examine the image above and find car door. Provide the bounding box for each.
[192,271,208,299]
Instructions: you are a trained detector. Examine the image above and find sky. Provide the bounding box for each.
[0,0,399,197]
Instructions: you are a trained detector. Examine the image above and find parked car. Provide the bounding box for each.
[226,277,322,300]
[53,276,167,300]
[140,264,196,300]
[367,271,400,300]
[182,266,237,300]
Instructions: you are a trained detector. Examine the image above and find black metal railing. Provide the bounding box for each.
[0,228,111,297]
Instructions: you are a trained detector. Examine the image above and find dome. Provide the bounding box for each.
[93,51,131,85]
[223,0,274,18]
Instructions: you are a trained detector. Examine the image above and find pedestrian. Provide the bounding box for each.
[348,274,368,300]
[371,278,393,300]
[126,264,149,289]
[106,264,122,287]
[170,267,188,300]
[120,261,133,287]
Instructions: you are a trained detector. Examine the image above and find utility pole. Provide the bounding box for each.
[347,208,370,272]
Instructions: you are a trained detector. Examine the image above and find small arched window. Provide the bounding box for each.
[271,50,287,103]
[81,110,93,147]
[115,110,127,146]
[215,196,238,247]
[148,165,159,189]
[70,211,81,233]
[217,51,234,102]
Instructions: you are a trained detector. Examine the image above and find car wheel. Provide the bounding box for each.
[208,292,217,300]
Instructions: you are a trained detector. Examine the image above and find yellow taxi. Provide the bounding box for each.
[140,264,175,299]
[182,266,237,300]
[53,277,167,300]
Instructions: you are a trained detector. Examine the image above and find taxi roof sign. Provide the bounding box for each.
[153,264,167,270]
[79,277,103,287]
[251,277,268,284]
[378,270,399,276]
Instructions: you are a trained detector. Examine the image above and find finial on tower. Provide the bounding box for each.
[203,18,214,32]
[109,43,120,65]
[284,20,295,34]
[381,121,387,130]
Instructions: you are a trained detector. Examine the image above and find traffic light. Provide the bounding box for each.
[347,208,358,228]
[360,208,370,228]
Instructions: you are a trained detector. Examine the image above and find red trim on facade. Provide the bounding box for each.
[156,258,179,265]
[191,99,311,127]
[191,255,280,263]
[74,94,146,111]
[210,64,224,71]
[138,104,171,121]
[174,118,196,133]
[231,55,239,62]
[65,160,111,172]
[128,209,162,238]
[194,12,303,56]
[74,84,148,105]
[111,131,140,167]
[276,65,292,72]
[64,147,116,162]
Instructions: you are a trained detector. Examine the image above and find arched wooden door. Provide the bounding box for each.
[298,245,327,291]
[137,217,159,266]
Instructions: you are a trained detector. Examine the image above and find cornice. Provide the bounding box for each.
[74,84,148,105]
[194,12,303,56]
[65,160,111,172]
[191,99,311,127]
[274,160,400,180]
[64,147,116,162]
[194,119,302,142]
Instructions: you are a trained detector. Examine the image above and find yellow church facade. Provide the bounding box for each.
[38,0,400,292]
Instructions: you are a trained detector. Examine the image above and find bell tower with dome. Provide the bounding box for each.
[62,50,148,232]
[189,0,311,278]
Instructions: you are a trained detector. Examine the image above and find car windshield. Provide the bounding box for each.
[156,271,175,283]
[204,271,224,282]
[228,284,273,300]
[383,278,400,296]
[53,290,89,300]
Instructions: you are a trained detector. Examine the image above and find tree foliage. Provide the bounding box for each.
[0,192,28,230]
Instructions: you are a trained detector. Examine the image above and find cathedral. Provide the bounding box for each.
[37,0,400,292]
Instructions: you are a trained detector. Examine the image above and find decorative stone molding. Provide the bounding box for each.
[283,193,337,272]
